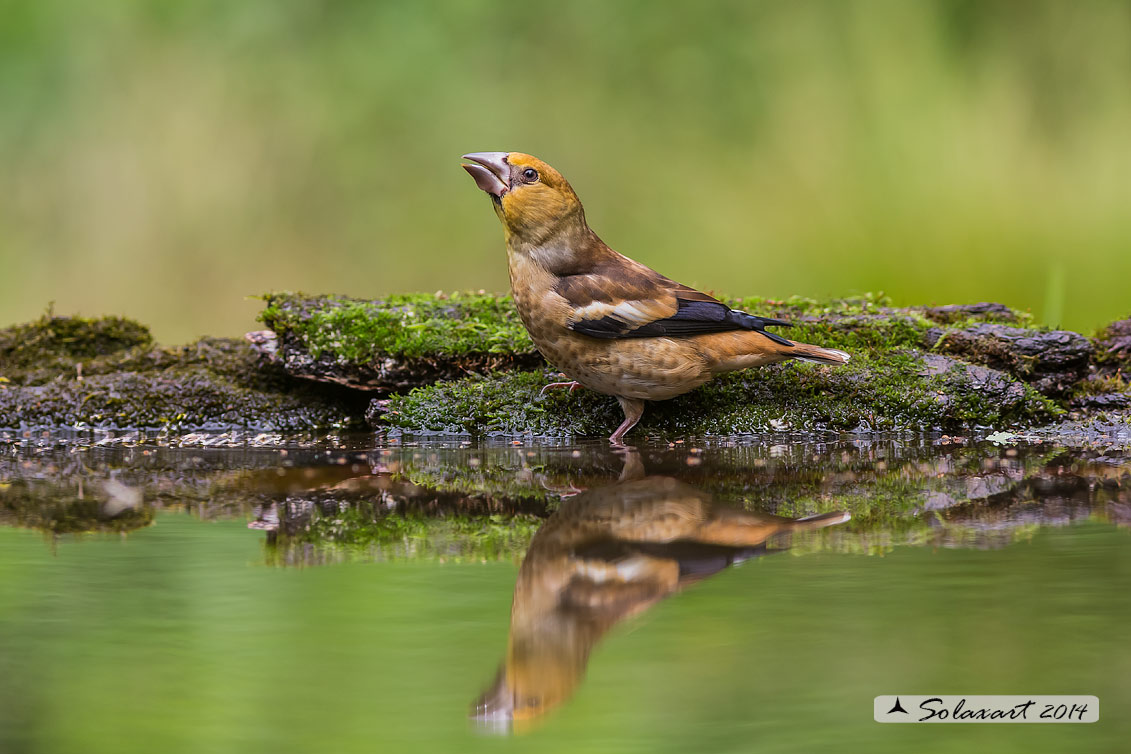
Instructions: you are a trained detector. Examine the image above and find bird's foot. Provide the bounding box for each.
[609,397,645,447]
[539,380,582,396]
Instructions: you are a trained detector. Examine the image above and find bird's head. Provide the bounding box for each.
[461,152,585,245]
[469,635,585,734]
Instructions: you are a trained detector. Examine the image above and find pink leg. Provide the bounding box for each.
[540,380,582,396]
[609,397,645,446]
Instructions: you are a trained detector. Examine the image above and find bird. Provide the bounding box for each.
[461,151,850,444]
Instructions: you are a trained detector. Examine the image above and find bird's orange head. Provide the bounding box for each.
[461,152,585,244]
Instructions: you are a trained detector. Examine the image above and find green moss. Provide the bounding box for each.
[381,350,1056,438]
[1074,374,1129,397]
[726,292,896,316]
[0,293,1085,434]
[361,291,1058,438]
[259,291,535,361]
[727,293,1031,350]
[260,290,1063,435]
[0,312,153,371]
[1093,316,1131,372]
[259,290,1031,368]
[0,336,367,431]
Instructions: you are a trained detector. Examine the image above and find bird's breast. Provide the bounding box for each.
[506,246,713,400]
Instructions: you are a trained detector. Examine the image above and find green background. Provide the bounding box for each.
[2,1,1130,342]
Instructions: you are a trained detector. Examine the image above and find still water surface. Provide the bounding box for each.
[1,435,1128,752]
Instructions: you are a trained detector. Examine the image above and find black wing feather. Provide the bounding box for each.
[570,298,793,345]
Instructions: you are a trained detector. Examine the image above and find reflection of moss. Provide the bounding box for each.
[4,442,1120,558]
[788,518,1046,555]
[0,483,154,534]
[396,462,566,505]
[259,291,535,361]
[270,504,542,563]
[365,442,1091,554]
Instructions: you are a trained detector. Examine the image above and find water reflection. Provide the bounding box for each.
[471,453,849,732]
[3,438,1128,754]
[2,437,1128,557]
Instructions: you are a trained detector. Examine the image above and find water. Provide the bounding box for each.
[1,435,1129,752]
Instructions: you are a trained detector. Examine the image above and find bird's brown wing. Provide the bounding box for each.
[554,256,793,345]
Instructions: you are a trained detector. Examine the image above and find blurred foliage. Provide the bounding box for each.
[2,1,1130,342]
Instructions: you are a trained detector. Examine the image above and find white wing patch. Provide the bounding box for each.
[571,298,672,328]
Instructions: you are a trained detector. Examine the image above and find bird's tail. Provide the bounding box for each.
[700,331,852,374]
[785,342,851,366]
[790,510,852,531]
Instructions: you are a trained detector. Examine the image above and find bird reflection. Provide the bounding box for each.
[471,452,849,732]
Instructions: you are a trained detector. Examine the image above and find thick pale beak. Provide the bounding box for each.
[461,152,510,198]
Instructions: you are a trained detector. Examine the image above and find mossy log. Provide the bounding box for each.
[256,291,1123,438]
[0,312,367,431]
[255,291,543,390]
[2,295,1129,439]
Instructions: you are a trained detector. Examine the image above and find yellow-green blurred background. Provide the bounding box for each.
[2,0,1130,343]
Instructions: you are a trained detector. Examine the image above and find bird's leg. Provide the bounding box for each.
[539,379,582,396]
[609,397,645,446]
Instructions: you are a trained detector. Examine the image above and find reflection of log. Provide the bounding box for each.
[936,460,1131,533]
[0,479,153,534]
[471,459,849,732]
[3,440,1127,551]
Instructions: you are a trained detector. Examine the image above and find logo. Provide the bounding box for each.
[873,696,1098,723]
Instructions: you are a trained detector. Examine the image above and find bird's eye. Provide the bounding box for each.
[522,168,539,182]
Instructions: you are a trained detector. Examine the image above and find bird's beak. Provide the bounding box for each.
[461,152,511,198]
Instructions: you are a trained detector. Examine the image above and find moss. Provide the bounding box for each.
[1074,374,1128,397]
[1094,316,1131,373]
[0,294,1098,434]
[346,291,1060,437]
[259,291,536,361]
[256,291,546,392]
[380,351,1057,438]
[256,290,1047,393]
[0,335,367,431]
[260,290,1032,367]
[924,323,1093,396]
[0,312,153,372]
[256,289,1063,435]
[726,293,1031,351]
